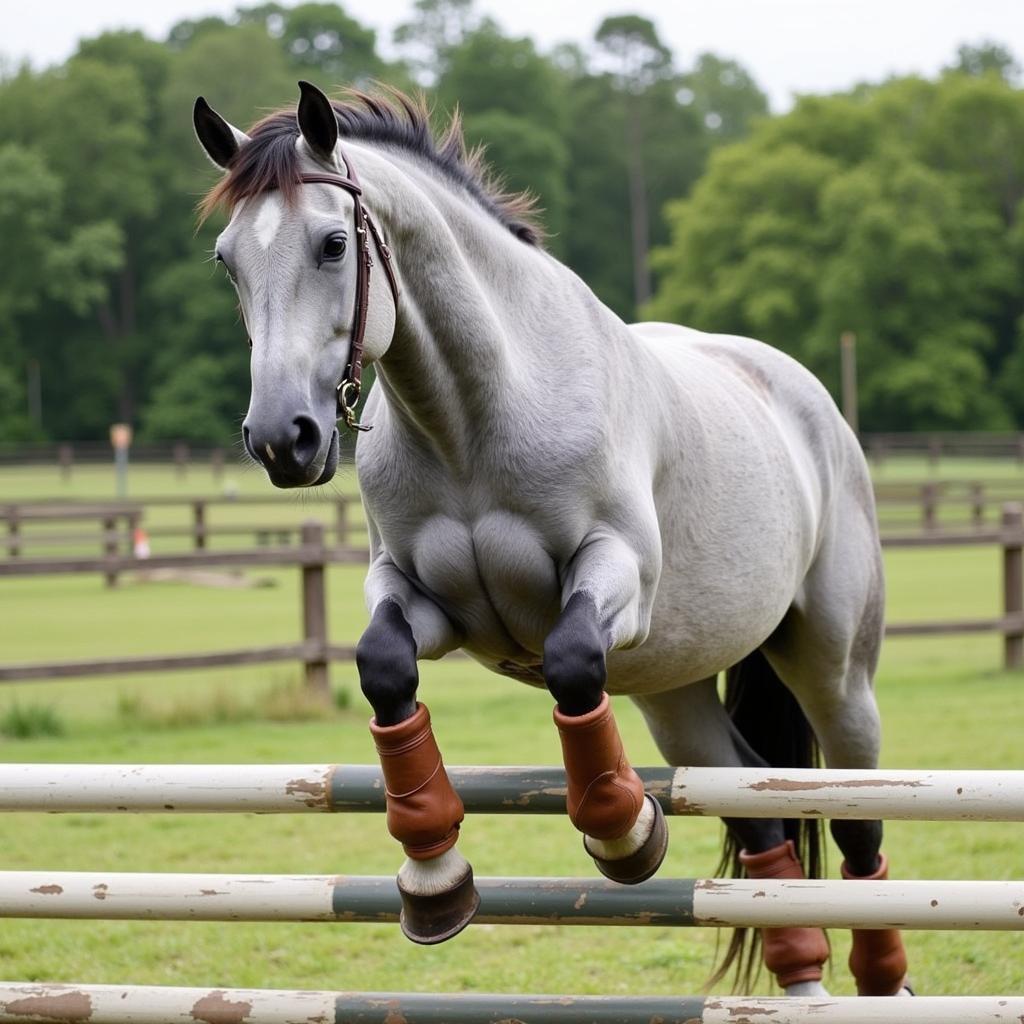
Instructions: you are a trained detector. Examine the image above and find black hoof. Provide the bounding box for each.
[587,794,668,885]
[397,865,480,945]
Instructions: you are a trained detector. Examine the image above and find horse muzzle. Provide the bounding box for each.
[242,413,339,487]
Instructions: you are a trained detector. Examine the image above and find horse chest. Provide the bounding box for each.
[389,509,565,658]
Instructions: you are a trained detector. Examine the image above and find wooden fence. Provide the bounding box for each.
[0,522,362,692]
[1,507,1023,685]
[882,504,1024,668]
[864,431,1024,464]
[0,495,363,564]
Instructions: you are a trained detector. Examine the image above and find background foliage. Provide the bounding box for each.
[0,5,1020,441]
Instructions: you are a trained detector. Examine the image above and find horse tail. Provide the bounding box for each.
[707,648,824,992]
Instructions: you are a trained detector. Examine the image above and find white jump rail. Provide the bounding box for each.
[3,763,1024,820]
[0,984,1021,1024]
[1,873,1022,930]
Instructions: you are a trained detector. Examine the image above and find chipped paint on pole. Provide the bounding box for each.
[0,985,1023,1024]
[1,873,1022,931]
[2,764,1024,821]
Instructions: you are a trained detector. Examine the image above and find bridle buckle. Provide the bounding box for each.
[337,378,371,432]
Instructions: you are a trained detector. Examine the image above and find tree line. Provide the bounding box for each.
[0,1,1019,442]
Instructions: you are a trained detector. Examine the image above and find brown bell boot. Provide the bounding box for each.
[553,692,645,840]
[370,702,464,860]
[739,839,830,988]
[554,693,668,884]
[842,854,908,995]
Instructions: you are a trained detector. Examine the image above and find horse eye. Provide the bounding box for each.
[321,234,347,261]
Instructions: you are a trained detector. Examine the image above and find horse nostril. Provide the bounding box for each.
[292,415,321,469]
[242,425,258,462]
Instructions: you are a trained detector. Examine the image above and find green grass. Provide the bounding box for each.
[0,461,1022,996]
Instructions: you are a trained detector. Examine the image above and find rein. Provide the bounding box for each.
[294,150,399,432]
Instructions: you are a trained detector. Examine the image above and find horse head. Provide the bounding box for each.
[193,82,397,487]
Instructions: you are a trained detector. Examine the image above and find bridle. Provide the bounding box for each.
[293,148,399,432]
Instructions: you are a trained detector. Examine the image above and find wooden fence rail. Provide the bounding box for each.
[1,509,1022,685]
[0,496,363,565]
[0,522,364,692]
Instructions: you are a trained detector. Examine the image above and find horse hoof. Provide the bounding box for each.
[397,865,480,944]
[588,794,668,885]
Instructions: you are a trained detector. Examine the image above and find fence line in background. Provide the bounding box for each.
[1,506,1023,683]
[0,523,362,689]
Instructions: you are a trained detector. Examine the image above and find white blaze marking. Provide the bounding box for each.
[253,193,284,249]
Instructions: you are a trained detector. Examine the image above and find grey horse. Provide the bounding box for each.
[194,82,909,996]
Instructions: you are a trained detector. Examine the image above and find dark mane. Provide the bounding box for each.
[199,88,543,245]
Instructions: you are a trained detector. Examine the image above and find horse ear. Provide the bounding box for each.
[193,97,250,170]
[297,80,339,163]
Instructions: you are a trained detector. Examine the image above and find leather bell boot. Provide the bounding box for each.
[739,839,830,987]
[370,702,464,860]
[553,692,645,840]
[842,854,908,995]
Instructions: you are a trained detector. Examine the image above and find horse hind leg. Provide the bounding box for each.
[763,564,910,996]
[632,677,829,996]
[782,669,910,996]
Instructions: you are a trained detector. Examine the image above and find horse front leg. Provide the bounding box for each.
[357,594,478,944]
[544,541,668,884]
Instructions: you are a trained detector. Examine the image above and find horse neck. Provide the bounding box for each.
[362,150,619,461]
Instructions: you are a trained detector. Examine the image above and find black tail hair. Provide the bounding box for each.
[707,649,824,992]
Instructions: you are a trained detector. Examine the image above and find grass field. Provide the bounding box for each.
[0,459,1022,997]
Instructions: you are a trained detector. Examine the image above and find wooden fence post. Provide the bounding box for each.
[335,500,349,547]
[921,483,938,532]
[1003,504,1023,671]
[174,443,189,481]
[126,512,141,556]
[301,521,329,695]
[192,501,207,551]
[6,507,20,558]
[971,483,985,529]
[58,444,73,482]
[103,515,118,588]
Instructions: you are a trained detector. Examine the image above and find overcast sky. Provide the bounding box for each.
[4,0,1022,111]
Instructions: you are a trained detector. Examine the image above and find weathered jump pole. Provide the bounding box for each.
[1002,503,1023,669]
[300,521,329,695]
[1,985,1021,1024]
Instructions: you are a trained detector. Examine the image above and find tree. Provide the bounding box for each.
[648,70,1024,431]
[236,2,389,84]
[393,0,478,85]
[949,41,1021,83]
[594,15,673,307]
[139,355,240,444]
[435,24,570,247]
[678,53,768,141]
